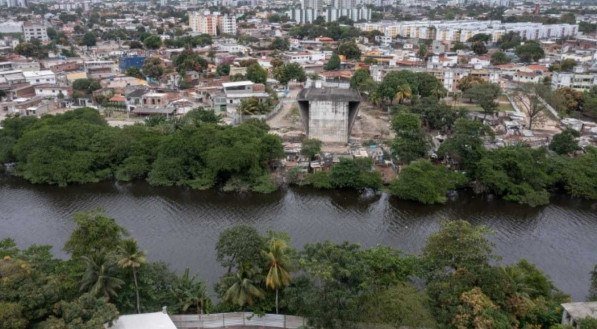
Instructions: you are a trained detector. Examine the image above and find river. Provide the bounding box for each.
[0,176,595,301]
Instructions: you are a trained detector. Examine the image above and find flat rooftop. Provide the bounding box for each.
[297,87,361,102]
[562,302,597,319]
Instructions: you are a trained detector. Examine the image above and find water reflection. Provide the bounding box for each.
[0,175,595,301]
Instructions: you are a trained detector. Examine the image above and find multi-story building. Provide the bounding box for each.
[22,22,48,42]
[355,20,578,43]
[189,11,236,36]
[23,70,56,85]
[283,51,326,64]
[189,11,218,36]
[288,6,371,23]
[302,0,322,11]
[551,69,597,92]
[218,14,237,35]
[5,0,28,8]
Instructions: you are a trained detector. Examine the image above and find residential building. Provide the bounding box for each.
[288,5,371,23]
[213,80,270,119]
[189,11,236,36]
[283,51,326,64]
[0,70,26,86]
[218,14,237,35]
[552,69,597,91]
[84,60,115,80]
[34,84,71,98]
[355,20,578,42]
[23,70,56,85]
[5,0,28,8]
[561,302,597,329]
[22,22,48,42]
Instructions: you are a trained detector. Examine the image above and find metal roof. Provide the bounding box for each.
[107,312,177,329]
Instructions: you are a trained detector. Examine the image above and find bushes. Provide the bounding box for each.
[389,160,467,204]
[473,146,553,206]
[298,158,382,191]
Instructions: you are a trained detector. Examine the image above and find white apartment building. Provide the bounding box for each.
[23,70,56,85]
[552,71,597,91]
[22,22,49,42]
[355,20,578,43]
[216,43,248,53]
[283,51,326,64]
[218,14,237,35]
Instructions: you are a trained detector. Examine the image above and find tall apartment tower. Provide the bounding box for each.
[189,11,218,36]
[218,14,237,35]
[333,0,355,8]
[189,11,237,36]
[302,0,322,12]
[6,0,28,8]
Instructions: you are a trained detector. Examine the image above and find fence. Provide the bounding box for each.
[170,313,306,329]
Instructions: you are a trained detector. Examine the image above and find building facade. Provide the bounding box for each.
[189,11,236,36]
[355,20,578,42]
[22,22,48,42]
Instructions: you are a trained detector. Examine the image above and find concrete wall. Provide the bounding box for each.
[307,100,349,143]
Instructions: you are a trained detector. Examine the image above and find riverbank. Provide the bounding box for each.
[1,176,595,300]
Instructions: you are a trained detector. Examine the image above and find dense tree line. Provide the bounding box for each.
[288,21,360,41]
[387,96,596,205]
[0,108,283,193]
[3,211,597,328]
[0,211,210,328]
[211,220,592,328]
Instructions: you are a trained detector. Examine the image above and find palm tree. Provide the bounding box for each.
[80,253,124,302]
[394,84,412,104]
[117,239,146,314]
[263,238,292,314]
[223,266,265,308]
[171,268,208,314]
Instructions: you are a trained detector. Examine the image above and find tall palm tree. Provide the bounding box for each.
[171,268,208,315]
[223,266,265,308]
[117,239,146,314]
[263,238,292,314]
[80,253,124,302]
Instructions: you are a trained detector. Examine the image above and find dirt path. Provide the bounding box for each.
[267,88,303,131]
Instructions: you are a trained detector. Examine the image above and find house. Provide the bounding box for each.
[561,302,597,329]
[125,88,148,113]
[107,311,177,329]
[85,61,115,80]
[34,84,72,98]
[513,70,542,84]
[283,51,326,64]
[0,70,26,86]
[23,70,57,85]
[214,80,270,122]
